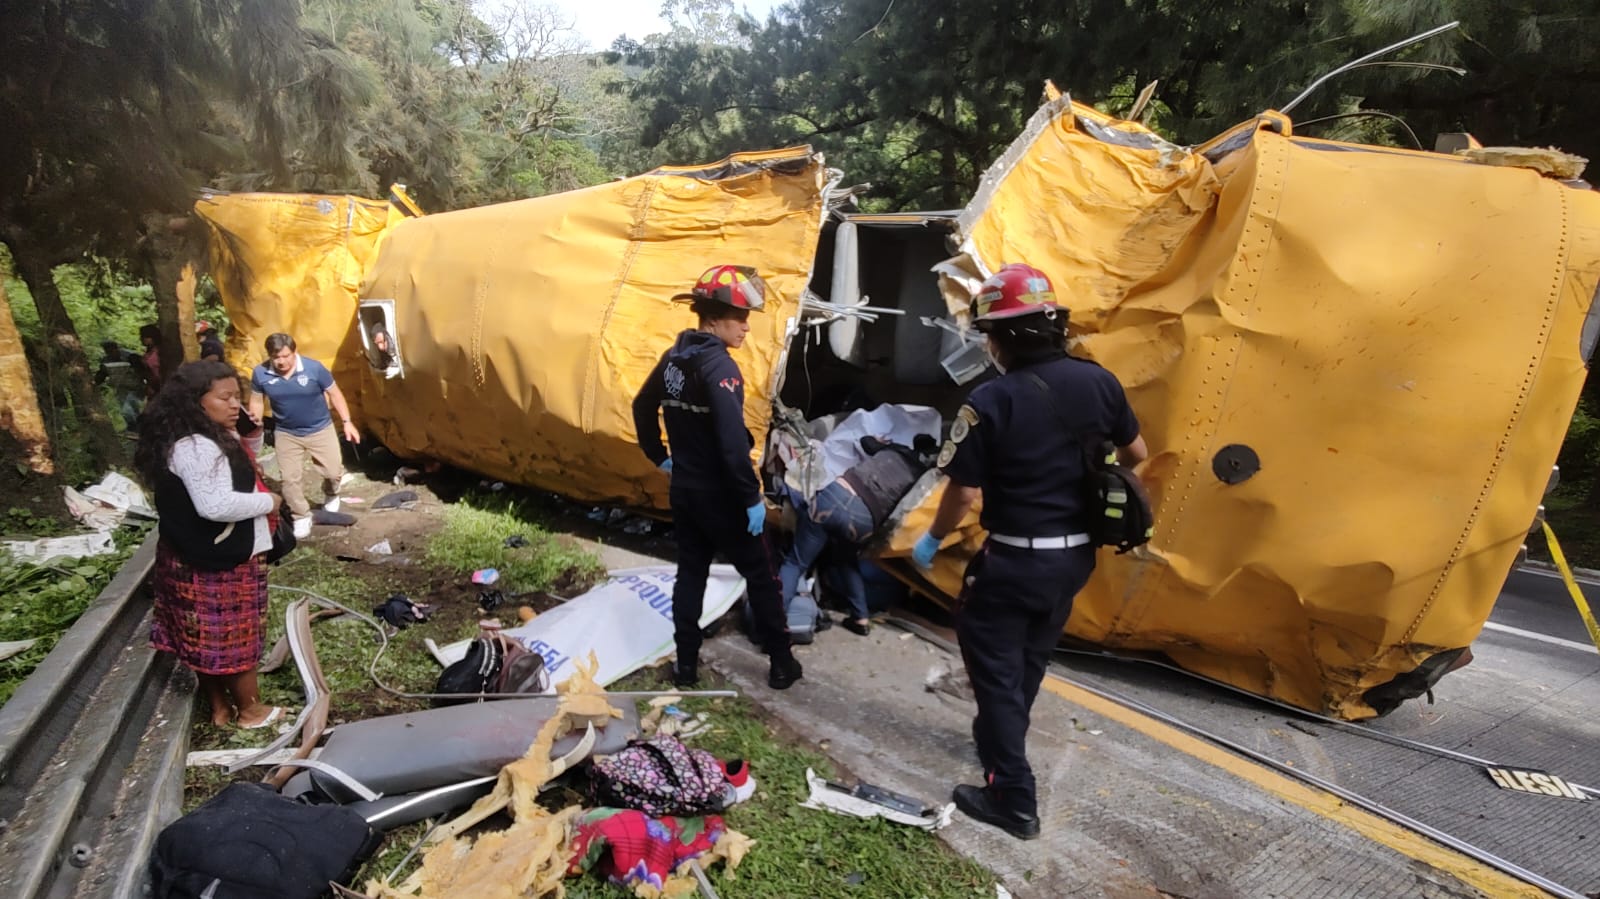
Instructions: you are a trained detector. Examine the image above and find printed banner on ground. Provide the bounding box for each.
[430,565,746,688]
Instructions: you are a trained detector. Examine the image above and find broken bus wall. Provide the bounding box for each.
[887,88,1600,719]
[193,189,410,425]
[355,148,826,510]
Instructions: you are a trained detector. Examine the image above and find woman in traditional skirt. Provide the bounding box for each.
[135,360,286,728]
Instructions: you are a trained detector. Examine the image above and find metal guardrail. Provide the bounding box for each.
[0,533,194,899]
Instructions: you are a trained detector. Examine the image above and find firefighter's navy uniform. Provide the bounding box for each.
[941,354,1139,810]
[922,262,1142,838]
[632,265,801,690]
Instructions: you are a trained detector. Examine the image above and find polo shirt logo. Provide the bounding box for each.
[296,375,310,387]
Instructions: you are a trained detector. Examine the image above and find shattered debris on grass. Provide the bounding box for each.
[364,656,749,899]
[185,476,995,898]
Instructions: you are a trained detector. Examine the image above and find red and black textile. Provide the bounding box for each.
[149,541,269,675]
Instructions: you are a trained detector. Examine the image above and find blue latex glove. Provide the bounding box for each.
[659,458,672,474]
[745,502,766,536]
[912,532,941,569]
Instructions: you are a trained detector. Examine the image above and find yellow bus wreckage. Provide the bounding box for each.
[195,87,1600,720]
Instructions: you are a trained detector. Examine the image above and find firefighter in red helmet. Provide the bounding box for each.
[632,265,803,691]
[912,262,1147,839]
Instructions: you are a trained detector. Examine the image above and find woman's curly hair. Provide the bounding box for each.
[133,360,250,488]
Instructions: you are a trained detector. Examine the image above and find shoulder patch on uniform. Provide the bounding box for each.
[936,439,957,468]
[950,404,979,444]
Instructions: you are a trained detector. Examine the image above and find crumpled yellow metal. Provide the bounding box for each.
[886,87,1600,718]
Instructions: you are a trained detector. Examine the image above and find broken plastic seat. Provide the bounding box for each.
[282,698,639,829]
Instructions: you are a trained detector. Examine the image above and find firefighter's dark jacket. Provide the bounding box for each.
[632,329,761,507]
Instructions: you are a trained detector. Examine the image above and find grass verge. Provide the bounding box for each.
[424,493,605,595]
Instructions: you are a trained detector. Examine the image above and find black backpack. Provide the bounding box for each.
[1078,437,1155,553]
[150,783,381,899]
[434,633,549,704]
[1022,371,1154,554]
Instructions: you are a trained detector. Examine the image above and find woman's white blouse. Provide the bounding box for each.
[169,435,273,555]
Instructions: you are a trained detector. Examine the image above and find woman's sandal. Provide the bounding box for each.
[237,706,287,730]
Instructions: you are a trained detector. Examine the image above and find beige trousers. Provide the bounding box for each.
[276,423,343,519]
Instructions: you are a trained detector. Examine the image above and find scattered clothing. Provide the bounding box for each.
[310,509,356,527]
[372,489,419,510]
[150,782,381,899]
[373,595,432,629]
[568,808,725,892]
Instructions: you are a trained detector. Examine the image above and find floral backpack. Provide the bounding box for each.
[590,735,730,817]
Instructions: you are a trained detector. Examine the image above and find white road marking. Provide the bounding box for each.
[1513,566,1600,587]
[1481,620,1598,655]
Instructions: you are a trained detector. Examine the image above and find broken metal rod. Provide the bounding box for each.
[1280,21,1461,115]
[687,859,722,899]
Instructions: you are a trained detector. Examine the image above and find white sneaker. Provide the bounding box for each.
[338,473,356,489]
[323,497,341,513]
[292,516,312,539]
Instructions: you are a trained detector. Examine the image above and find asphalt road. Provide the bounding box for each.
[1492,566,1600,653]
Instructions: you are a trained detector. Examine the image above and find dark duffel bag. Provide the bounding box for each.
[149,782,381,899]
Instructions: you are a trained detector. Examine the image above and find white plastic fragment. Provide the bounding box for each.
[0,639,38,661]
[3,531,116,563]
[798,767,953,831]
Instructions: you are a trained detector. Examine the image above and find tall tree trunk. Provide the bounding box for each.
[0,272,54,474]
[940,87,959,209]
[140,214,199,382]
[4,238,122,471]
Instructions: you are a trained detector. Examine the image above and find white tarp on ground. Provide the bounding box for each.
[429,564,747,688]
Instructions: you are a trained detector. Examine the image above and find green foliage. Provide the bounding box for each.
[4,254,155,356]
[0,0,370,267]
[0,524,153,707]
[614,0,1600,210]
[2,506,67,537]
[1541,392,1600,565]
[424,492,604,594]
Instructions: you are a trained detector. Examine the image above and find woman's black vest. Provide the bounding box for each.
[155,441,259,570]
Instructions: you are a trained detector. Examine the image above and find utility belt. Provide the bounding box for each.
[988,532,1091,550]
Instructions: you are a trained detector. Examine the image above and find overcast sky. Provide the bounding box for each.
[508,0,787,52]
